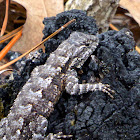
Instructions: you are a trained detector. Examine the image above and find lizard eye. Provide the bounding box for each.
[85,42,90,46]
[85,40,92,46]
[85,39,93,46]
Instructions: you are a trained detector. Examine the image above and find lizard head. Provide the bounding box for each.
[68,32,99,69]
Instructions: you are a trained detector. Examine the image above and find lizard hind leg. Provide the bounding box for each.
[65,69,115,98]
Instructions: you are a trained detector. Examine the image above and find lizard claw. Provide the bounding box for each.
[99,83,115,99]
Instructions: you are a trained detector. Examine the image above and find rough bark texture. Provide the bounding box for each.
[0,10,139,139]
[65,0,120,33]
[1,32,110,139]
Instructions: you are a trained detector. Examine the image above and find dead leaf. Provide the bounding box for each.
[44,0,64,17]
[120,0,140,26]
[11,0,64,53]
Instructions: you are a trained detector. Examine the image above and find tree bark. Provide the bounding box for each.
[65,0,120,33]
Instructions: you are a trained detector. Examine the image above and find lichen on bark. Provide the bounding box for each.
[65,0,120,33]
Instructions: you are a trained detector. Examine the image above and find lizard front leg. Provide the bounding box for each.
[65,69,115,98]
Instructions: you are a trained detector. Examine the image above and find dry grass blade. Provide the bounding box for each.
[0,28,9,34]
[0,28,23,61]
[14,19,25,24]
[0,0,9,36]
[0,26,23,44]
[109,24,119,31]
[136,46,140,53]
[0,19,76,71]
[0,69,13,75]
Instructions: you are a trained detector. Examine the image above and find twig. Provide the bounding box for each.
[0,69,13,75]
[135,46,140,53]
[14,19,25,24]
[0,26,23,44]
[0,28,23,61]
[0,0,9,36]
[0,19,76,71]
[109,24,119,31]
[0,28,9,34]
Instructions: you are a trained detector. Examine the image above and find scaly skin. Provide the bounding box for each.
[0,32,114,139]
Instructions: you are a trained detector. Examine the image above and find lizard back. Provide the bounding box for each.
[0,32,98,139]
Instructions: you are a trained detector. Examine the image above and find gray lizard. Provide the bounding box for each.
[0,32,114,139]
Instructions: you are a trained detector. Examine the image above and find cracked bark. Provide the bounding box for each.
[65,0,120,33]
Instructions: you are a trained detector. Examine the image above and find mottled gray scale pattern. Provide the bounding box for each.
[0,32,114,139]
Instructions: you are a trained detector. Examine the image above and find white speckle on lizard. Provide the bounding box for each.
[0,32,115,139]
